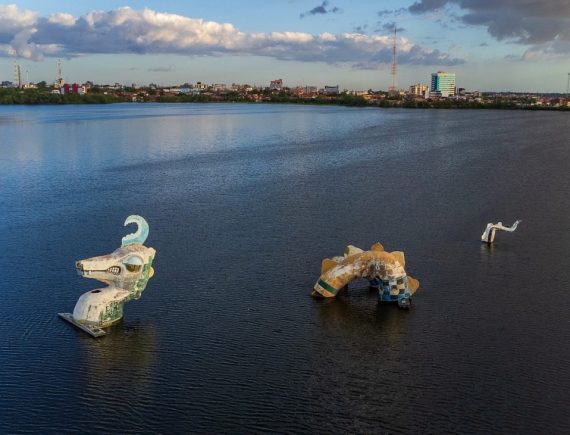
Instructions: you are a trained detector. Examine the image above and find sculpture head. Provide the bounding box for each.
[75,215,155,299]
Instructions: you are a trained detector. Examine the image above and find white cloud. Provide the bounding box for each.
[47,13,75,27]
[0,4,464,66]
[0,4,37,31]
[522,39,570,61]
[319,32,337,42]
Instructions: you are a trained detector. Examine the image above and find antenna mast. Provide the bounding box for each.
[389,25,397,94]
[55,59,64,88]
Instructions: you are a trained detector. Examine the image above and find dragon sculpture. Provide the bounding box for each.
[59,215,156,337]
[313,242,420,308]
[481,220,521,244]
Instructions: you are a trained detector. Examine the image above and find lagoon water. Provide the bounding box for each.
[1,103,569,433]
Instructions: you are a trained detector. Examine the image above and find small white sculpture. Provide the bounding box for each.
[481,220,521,244]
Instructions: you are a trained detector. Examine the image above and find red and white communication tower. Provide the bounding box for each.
[388,26,397,95]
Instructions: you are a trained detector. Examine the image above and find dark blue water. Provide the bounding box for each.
[1,103,569,433]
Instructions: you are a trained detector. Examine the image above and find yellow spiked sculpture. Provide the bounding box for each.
[313,242,419,308]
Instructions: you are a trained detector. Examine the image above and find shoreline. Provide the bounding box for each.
[1,99,568,111]
[1,88,568,111]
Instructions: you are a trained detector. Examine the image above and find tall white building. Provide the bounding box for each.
[430,71,456,98]
[410,83,429,98]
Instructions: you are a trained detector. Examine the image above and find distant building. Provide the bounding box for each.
[409,83,429,98]
[430,71,456,98]
[270,79,283,91]
[348,90,368,96]
[61,83,87,95]
[323,85,339,95]
[303,86,318,96]
[291,86,305,96]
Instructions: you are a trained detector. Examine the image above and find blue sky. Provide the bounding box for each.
[1,1,569,92]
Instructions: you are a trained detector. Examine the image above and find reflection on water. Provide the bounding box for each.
[1,104,569,433]
[316,287,409,335]
[80,321,157,388]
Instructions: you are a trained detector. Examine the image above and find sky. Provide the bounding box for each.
[1,1,569,92]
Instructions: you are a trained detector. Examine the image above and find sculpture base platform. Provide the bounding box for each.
[58,313,106,338]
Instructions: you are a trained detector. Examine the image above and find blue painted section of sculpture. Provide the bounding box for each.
[370,277,413,307]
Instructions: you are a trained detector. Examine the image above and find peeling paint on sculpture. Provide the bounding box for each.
[312,242,420,309]
[481,220,521,244]
[59,215,156,337]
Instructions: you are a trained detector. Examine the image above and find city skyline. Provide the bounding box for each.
[1,1,569,92]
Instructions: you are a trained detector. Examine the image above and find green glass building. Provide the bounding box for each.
[430,71,456,97]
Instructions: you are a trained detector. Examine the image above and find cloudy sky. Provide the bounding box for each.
[1,1,569,91]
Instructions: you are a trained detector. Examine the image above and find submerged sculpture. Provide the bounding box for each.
[313,243,420,308]
[59,215,156,337]
[481,220,521,244]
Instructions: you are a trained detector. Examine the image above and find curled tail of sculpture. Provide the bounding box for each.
[122,215,149,246]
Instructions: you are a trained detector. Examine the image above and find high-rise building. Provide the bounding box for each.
[13,61,22,88]
[409,83,429,98]
[430,71,456,98]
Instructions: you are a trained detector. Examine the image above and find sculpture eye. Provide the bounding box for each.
[123,256,144,272]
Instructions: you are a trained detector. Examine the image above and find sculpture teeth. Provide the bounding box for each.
[106,266,121,275]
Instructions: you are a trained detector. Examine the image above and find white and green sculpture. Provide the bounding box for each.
[59,215,156,337]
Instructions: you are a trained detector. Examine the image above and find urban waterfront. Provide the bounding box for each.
[0,103,569,433]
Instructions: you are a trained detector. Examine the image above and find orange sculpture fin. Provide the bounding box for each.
[408,276,420,293]
[370,242,384,252]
